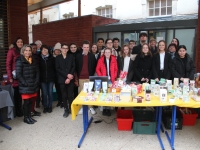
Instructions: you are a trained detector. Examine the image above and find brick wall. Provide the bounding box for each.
[8,0,28,44]
[196,4,200,72]
[32,15,119,47]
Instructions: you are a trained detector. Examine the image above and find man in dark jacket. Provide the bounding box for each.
[75,41,97,114]
[149,38,158,55]
[113,38,121,54]
[131,32,148,60]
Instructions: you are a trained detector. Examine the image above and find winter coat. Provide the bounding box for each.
[133,54,153,82]
[75,52,96,78]
[117,55,134,82]
[55,54,75,84]
[131,44,142,55]
[6,48,20,87]
[39,54,56,82]
[16,55,39,94]
[96,55,118,83]
[171,54,195,80]
[152,52,171,79]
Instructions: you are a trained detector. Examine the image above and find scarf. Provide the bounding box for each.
[41,54,49,61]
[25,57,32,64]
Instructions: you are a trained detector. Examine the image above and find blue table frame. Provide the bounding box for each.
[77,106,167,149]
[0,117,12,130]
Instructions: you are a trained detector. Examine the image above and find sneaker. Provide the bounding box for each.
[48,107,52,113]
[31,110,41,116]
[43,107,48,113]
[78,108,83,115]
[89,108,96,115]
[60,102,64,108]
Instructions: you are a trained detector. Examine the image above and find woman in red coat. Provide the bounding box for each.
[96,47,118,116]
[6,37,24,117]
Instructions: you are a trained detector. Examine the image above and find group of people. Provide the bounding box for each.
[4,32,196,124]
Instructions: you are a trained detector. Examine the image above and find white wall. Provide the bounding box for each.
[176,0,198,15]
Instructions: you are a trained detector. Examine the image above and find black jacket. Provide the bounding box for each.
[114,46,121,54]
[16,55,39,94]
[152,52,171,79]
[55,54,75,84]
[133,54,153,82]
[171,54,195,80]
[39,54,56,82]
[117,56,134,82]
[150,46,158,55]
[131,44,142,55]
[75,52,96,78]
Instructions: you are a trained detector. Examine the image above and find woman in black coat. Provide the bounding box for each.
[55,43,75,118]
[171,45,195,82]
[133,43,153,83]
[16,44,39,124]
[117,44,134,83]
[152,40,171,82]
[39,45,55,113]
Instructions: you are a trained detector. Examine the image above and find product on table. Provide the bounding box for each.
[183,78,189,86]
[174,78,179,89]
[133,96,144,103]
[145,90,151,102]
[83,82,89,92]
[88,82,94,92]
[160,89,167,103]
[190,80,195,89]
[114,94,120,102]
[95,80,102,92]
[102,82,108,93]
[166,80,172,91]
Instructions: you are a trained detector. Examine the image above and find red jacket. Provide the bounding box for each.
[96,55,118,83]
[6,48,20,87]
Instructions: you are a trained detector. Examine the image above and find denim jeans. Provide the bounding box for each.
[41,82,54,108]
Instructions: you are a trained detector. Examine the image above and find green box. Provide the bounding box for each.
[133,121,156,135]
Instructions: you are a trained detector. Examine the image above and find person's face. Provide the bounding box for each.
[142,45,149,54]
[106,40,113,49]
[31,45,37,54]
[150,41,156,47]
[36,43,41,49]
[16,39,23,49]
[41,48,48,56]
[91,45,97,54]
[140,35,147,43]
[129,42,136,49]
[104,49,111,58]
[123,46,129,55]
[70,44,77,53]
[113,40,119,48]
[171,39,178,46]
[82,44,90,54]
[23,47,32,58]
[178,48,186,58]
[61,45,69,54]
[54,49,61,56]
[169,46,176,53]
[159,42,165,52]
[97,40,104,47]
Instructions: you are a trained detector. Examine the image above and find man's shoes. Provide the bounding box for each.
[106,109,111,116]
[31,110,41,116]
[48,107,52,113]
[60,102,64,108]
[43,107,48,113]
[56,101,61,107]
[24,116,34,124]
[63,109,69,118]
[78,108,83,115]
[102,109,107,116]
[89,107,96,115]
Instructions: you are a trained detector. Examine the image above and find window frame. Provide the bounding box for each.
[96,5,113,18]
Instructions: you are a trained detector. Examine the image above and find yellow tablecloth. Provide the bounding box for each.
[71,92,200,120]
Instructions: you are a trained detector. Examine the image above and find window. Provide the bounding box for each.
[63,12,74,19]
[149,0,172,16]
[96,5,112,18]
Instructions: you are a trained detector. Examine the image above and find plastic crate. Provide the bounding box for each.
[162,110,183,130]
[116,109,134,131]
[179,108,198,126]
[133,109,155,122]
[133,121,156,135]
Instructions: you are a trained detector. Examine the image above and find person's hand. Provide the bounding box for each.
[180,78,184,81]
[67,74,73,80]
[155,78,159,82]
[141,78,145,81]
[145,78,149,83]
[9,79,13,83]
[65,79,70,84]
